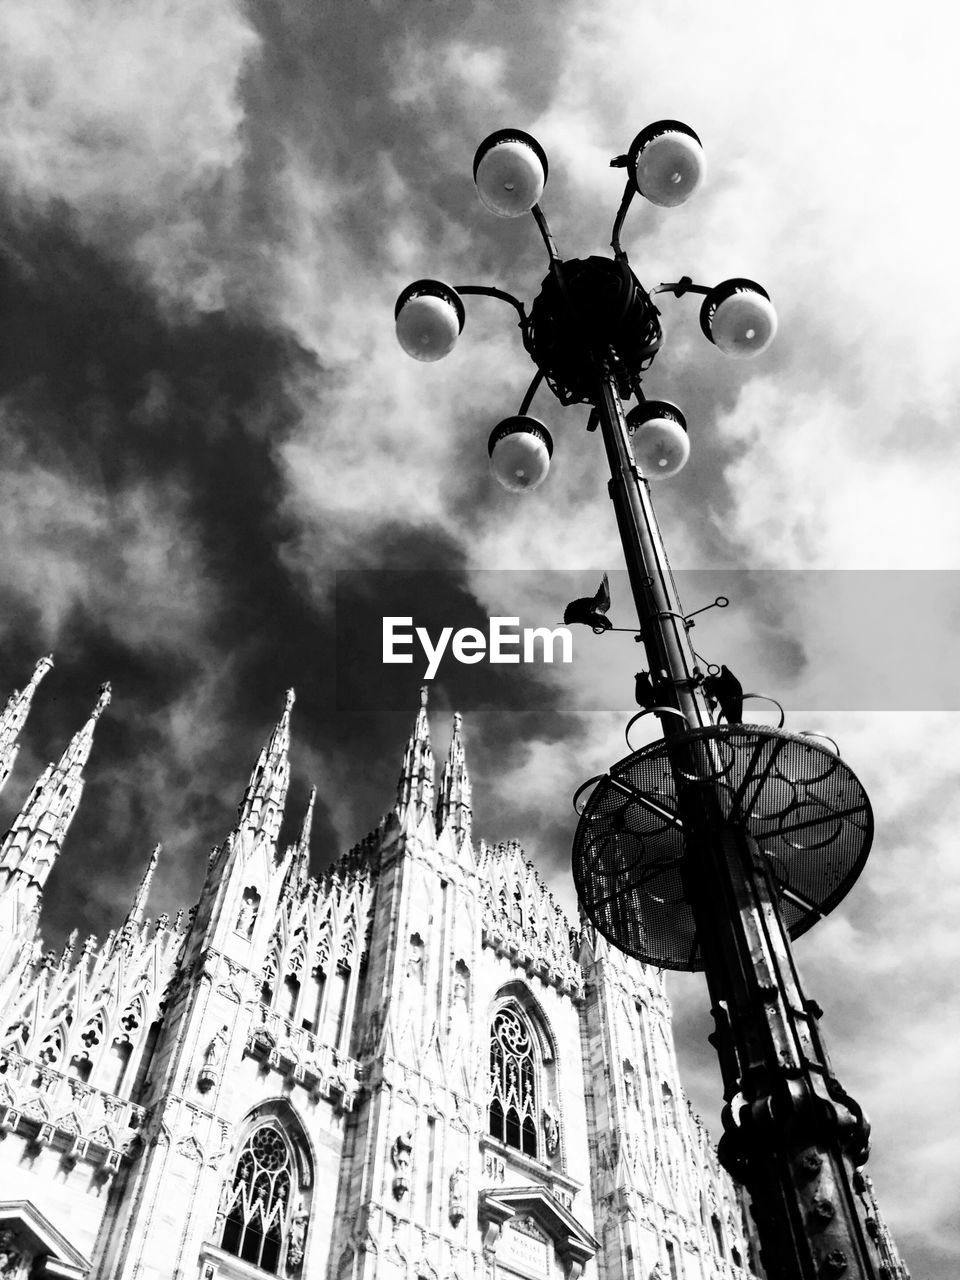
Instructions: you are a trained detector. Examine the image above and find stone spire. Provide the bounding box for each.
[235,689,294,848]
[0,681,111,891]
[282,786,315,897]
[395,686,435,823]
[435,711,472,842]
[124,843,161,930]
[0,654,54,797]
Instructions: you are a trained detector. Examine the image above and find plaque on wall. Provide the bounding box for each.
[499,1215,552,1278]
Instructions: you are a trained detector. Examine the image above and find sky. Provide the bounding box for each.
[1,0,958,1273]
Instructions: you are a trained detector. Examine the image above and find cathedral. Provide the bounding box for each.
[0,655,763,1280]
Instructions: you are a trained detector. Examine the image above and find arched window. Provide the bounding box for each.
[665,1240,679,1280]
[282,976,300,1022]
[221,1123,293,1274]
[489,1006,538,1158]
[107,1041,132,1094]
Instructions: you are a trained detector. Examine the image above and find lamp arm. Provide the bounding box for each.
[653,277,712,298]
[517,370,544,418]
[530,203,561,263]
[453,285,527,324]
[610,180,637,260]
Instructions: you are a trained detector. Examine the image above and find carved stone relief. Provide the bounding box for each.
[0,1229,24,1277]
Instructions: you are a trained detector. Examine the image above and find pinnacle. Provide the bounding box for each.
[396,687,436,821]
[0,680,112,892]
[282,786,316,897]
[298,787,317,851]
[235,690,294,846]
[436,710,472,840]
[93,682,112,718]
[58,681,113,774]
[124,843,162,931]
[0,653,56,798]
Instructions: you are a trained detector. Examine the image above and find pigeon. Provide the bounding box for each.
[563,574,612,634]
[634,672,657,708]
[703,664,743,724]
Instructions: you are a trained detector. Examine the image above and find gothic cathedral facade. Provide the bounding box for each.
[0,659,761,1280]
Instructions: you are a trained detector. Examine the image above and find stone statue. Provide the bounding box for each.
[448,961,471,1049]
[198,1025,229,1092]
[214,1177,234,1230]
[236,888,260,938]
[287,1210,308,1269]
[390,1130,413,1200]
[452,964,469,1004]
[623,1059,636,1109]
[542,1101,560,1156]
[449,1164,466,1226]
[204,1025,228,1067]
[406,934,424,984]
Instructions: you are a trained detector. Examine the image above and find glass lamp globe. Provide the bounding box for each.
[626,401,689,477]
[488,416,553,491]
[628,120,705,208]
[473,130,548,217]
[700,279,777,357]
[395,280,465,361]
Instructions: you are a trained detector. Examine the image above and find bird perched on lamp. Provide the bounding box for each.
[564,574,612,633]
[634,671,657,708]
[703,664,743,724]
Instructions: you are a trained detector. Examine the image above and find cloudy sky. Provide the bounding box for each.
[1,0,957,1273]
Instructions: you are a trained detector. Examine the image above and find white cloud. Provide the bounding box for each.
[0,0,258,307]
[0,433,212,652]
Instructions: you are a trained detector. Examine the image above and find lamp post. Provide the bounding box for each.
[397,124,896,1280]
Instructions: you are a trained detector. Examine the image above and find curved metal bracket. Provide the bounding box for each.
[798,730,840,754]
[610,179,637,260]
[625,706,690,752]
[573,773,607,816]
[740,693,786,729]
[530,203,561,262]
[454,284,527,325]
[518,370,544,417]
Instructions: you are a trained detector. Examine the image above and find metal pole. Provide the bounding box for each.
[593,363,886,1280]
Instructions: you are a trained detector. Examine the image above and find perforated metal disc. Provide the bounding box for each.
[572,725,873,971]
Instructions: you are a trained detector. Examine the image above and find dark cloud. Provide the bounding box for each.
[0,194,589,943]
[0,4,957,1272]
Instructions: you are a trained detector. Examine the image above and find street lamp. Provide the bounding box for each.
[397,123,898,1280]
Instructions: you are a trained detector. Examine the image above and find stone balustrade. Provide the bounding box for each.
[0,1050,146,1173]
[244,1005,361,1109]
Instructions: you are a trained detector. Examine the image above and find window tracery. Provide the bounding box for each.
[489,1006,538,1158]
[221,1123,293,1274]
[3,1020,28,1052]
[37,1028,62,1068]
